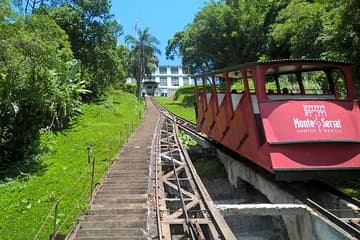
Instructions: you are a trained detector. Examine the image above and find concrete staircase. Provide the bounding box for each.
[72,156,149,239]
[69,99,160,240]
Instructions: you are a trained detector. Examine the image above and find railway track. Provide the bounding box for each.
[291,181,360,239]
[153,100,360,239]
[153,108,236,239]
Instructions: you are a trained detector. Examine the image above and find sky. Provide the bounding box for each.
[110,0,205,65]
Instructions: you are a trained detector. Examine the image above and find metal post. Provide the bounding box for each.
[109,140,113,161]
[87,146,93,164]
[126,123,129,140]
[90,158,95,197]
[53,201,59,237]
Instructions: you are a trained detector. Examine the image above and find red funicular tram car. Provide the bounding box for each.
[193,59,360,181]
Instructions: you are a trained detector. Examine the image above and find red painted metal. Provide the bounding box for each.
[193,60,360,181]
[260,101,360,143]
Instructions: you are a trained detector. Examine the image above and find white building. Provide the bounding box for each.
[127,65,193,97]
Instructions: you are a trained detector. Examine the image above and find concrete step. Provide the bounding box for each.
[76,228,144,237]
[91,203,147,210]
[102,178,148,183]
[108,168,148,172]
[99,186,147,192]
[80,219,146,229]
[75,237,145,240]
[104,182,148,189]
[93,195,147,204]
[116,156,148,159]
[87,209,147,215]
[84,214,145,222]
[104,175,148,180]
[102,183,147,188]
[97,189,146,195]
[106,173,148,178]
[97,188,147,194]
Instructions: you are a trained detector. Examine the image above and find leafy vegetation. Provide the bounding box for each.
[166,0,360,96]
[0,91,144,239]
[178,131,197,149]
[0,10,85,172]
[191,151,228,180]
[45,0,126,99]
[0,0,130,173]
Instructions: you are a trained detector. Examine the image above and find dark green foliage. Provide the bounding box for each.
[173,85,195,101]
[166,0,288,74]
[123,83,137,94]
[166,0,360,97]
[0,5,87,174]
[0,0,130,173]
[190,150,227,180]
[47,0,126,99]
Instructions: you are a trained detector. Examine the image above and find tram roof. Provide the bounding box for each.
[191,59,351,78]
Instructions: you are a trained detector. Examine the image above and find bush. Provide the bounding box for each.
[0,14,84,173]
[123,82,137,94]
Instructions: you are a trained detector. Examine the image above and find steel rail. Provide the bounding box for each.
[167,116,198,239]
[305,198,360,239]
[171,114,236,239]
[153,101,236,239]
[154,118,163,240]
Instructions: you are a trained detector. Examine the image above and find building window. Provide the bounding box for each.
[171,77,179,86]
[183,77,189,85]
[160,77,167,86]
[171,67,179,74]
[159,67,167,74]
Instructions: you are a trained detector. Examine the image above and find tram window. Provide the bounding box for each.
[265,76,277,94]
[248,78,256,93]
[302,71,330,95]
[230,78,245,93]
[216,77,226,92]
[331,69,348,99]
[278,74,300,94]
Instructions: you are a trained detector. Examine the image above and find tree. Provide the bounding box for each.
[0,12,85,169]
[268,0,324,58]
[125,28,160,98]
[46,0,124,99]
[166,0,287,74]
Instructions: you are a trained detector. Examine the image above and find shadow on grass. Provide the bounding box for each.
[165,102,183,106]
[0,128,71,183]
[0,149,48,183]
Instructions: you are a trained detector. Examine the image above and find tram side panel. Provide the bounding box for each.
[259,100,360,179]
[219,92,273,173]
[212,93,233,142]
[196,91,207,131]
[203,92,218,136]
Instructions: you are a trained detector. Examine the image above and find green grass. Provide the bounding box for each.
[325,180,360,199]
[190,151,227,180]
[155,85,196,123]
[0,90,144,239]
[155,97,196,123]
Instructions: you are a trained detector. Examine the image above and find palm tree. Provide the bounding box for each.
[125,27,160,99]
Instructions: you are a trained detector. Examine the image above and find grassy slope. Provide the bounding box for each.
[155,85,196,123]
[0,91,144,239]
